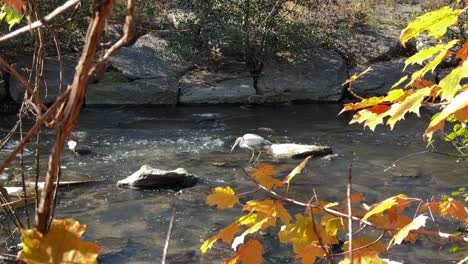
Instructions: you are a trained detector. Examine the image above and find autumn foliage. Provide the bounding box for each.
[341,6,468,145]
[201,160,468,263]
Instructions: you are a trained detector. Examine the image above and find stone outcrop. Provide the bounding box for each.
[116,165,199,189]
[179,69,255,104]
[255,48,347,102]
[9,57,76,104]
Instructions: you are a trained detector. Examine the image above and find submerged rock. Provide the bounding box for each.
[117,165,199,189]
[270,144,332,159]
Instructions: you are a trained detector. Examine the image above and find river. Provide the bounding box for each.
[0,104,466,263]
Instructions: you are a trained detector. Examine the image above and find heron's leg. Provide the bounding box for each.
[248,150,255,163]
[254,151,262,164]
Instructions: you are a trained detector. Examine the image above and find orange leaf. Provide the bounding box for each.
[456,41,468,61]
[18,218,101,264]
[224,239,263,264]
[232,217,269,250]
[251,164,283,189]
[440,198,468,221]
[295,244,326,264]
[340,96,385,113]
[389,214,428,247]
[201,222,241,253]
[206,186,239,210]
[282,156,312,184]
[2,0,23,12]
[419,201,441,215]
[341,237,387,264]
[362,194,411,221]
[452,105,468,123]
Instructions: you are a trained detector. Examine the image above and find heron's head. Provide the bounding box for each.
[67,140,77,151]
[230,137,242,153]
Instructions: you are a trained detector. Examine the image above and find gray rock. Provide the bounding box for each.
[179,69,255,104]
[256,48,347,102]
[116,165,199,189]
[351,58,429,97]
[270,144,332,159]
[109,47,174,79]
[0,75,6,101]
[87,77,178,105]
[335,27,402,64]
[9,57,76,104]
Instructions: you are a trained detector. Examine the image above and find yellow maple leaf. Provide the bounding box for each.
[386,87,432,129]
[425,90,468,141]
[243,199,292,225]
[440,198,468,221]
[408,40,458,85]
[341,237,387,264]
[362,194,411,221]
[201,222,241,254]
[206,186,240,210]
[439,61,468,102]
[251,164,283,189]
[279,214,338,253]
[405,43,456,69]
[282,156,312,184]
[400,6,462,47]
[389,214,428,247]
[224,239,263,264]
[340,96,385,114]
[342,67,373,85]
[18,218,101,264]
[295,243,326,264]
[232,217,270,250]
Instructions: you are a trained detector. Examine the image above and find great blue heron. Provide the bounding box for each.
[67,140,92,156]
[230,134,272,163]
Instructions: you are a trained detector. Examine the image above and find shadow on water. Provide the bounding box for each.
[0,104,466,263]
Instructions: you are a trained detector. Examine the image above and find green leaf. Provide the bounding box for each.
[0,4,23,29]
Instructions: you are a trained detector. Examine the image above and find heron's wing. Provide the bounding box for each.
[243,134,266,148]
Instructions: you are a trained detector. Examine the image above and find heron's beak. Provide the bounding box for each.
[230,138,240,153]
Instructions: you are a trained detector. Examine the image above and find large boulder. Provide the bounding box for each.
[9,57,76,104]
[255,48,347,102]
[179,69,255,104]
[86,73,178,105]
[270,144,332,159]
[116,165,199,189]
[350,58,435,97]
[335,26,402,64]
[0,70,6,101]
[88,47,179,104]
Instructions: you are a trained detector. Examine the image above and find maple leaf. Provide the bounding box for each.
[440,198,468,221]
[342,67,373,85]
[419,201,441,215]
[201,222,241,253]
[279,214,338,253]
[2,0,23,12]
[386,87,432,129]
[206,186,239,210]
[224,239,263,264]
[251,164,283,189]
[282,156,312,184]
[400,6,462,47]
[350,103,399,131]
[456,41,468,61]
[350,193,365,204]
[425,90,468,141]
[295,244,326,264]
[452,105,468,122]
[243,199,291,225]
[389,214,428,247]
[341,237,387,264]
[340,96,385,113]
[362,194,411,221]
[18,218,101,264]
[405,44,456,69]
[232,217,269,250]
[408,40,458,85]
[439,61,468,102]
[391,76,409,89]
[324,217,346,236]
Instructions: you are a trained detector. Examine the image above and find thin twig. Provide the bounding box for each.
[162,207,176,264]
[346,154,354,263]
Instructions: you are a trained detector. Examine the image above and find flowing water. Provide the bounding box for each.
[0,104,466,263]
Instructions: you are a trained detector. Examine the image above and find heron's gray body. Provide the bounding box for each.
[231,134,272,163]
